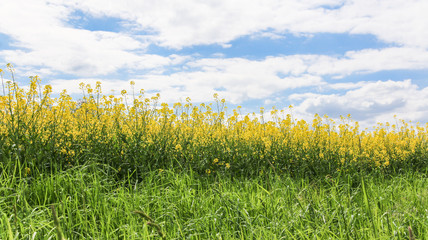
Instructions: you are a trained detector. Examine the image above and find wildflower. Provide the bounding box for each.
[86,84,93,94]
[213,158,219,164]
[43,85,52,95]
[225,163,230,169]
[69,150,75,157]
[25,167,31,176]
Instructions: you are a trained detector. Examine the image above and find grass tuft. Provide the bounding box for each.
[51,205,66,240]
[134,210,166,239]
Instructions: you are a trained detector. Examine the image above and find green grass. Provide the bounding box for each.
[1,161,427,239]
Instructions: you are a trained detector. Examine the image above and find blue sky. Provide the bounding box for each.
[1,0,428,127]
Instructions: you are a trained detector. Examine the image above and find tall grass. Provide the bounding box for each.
[1,162,427,239]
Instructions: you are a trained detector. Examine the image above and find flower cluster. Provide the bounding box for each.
[1,65,427,177]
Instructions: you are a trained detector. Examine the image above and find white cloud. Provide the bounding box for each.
[0,0,176,76]
[307,47,428,77]
[46,56,325,104]
[54,0,428,49]
[1,0,428,78]
[1,0,428,126]
[46,46,428,107]
[184,47,428,85]
[325,81,369,90]
[160,57,324,103]
[290,79,428,127]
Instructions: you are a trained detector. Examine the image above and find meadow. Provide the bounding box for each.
[0,64,427,239]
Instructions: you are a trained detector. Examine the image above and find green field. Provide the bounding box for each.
[1,65,427,239]
[1,163,427,239]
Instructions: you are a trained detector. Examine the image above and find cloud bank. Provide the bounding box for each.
[0,0,427,127]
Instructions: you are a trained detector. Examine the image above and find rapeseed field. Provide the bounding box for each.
[1,64,426,177]
[1,64,427,239]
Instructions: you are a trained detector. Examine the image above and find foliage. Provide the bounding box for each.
[0,64,427,239]
[0,64,427,179]
[1,163,427,239]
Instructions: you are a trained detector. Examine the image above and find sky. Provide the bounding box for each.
[1,0,428,128]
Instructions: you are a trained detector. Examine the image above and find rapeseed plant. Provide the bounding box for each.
[0,64,427,178]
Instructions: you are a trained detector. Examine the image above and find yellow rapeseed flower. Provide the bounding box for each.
[25,167,31,176]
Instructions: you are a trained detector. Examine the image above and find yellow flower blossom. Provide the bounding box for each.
[0,63,425,179]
